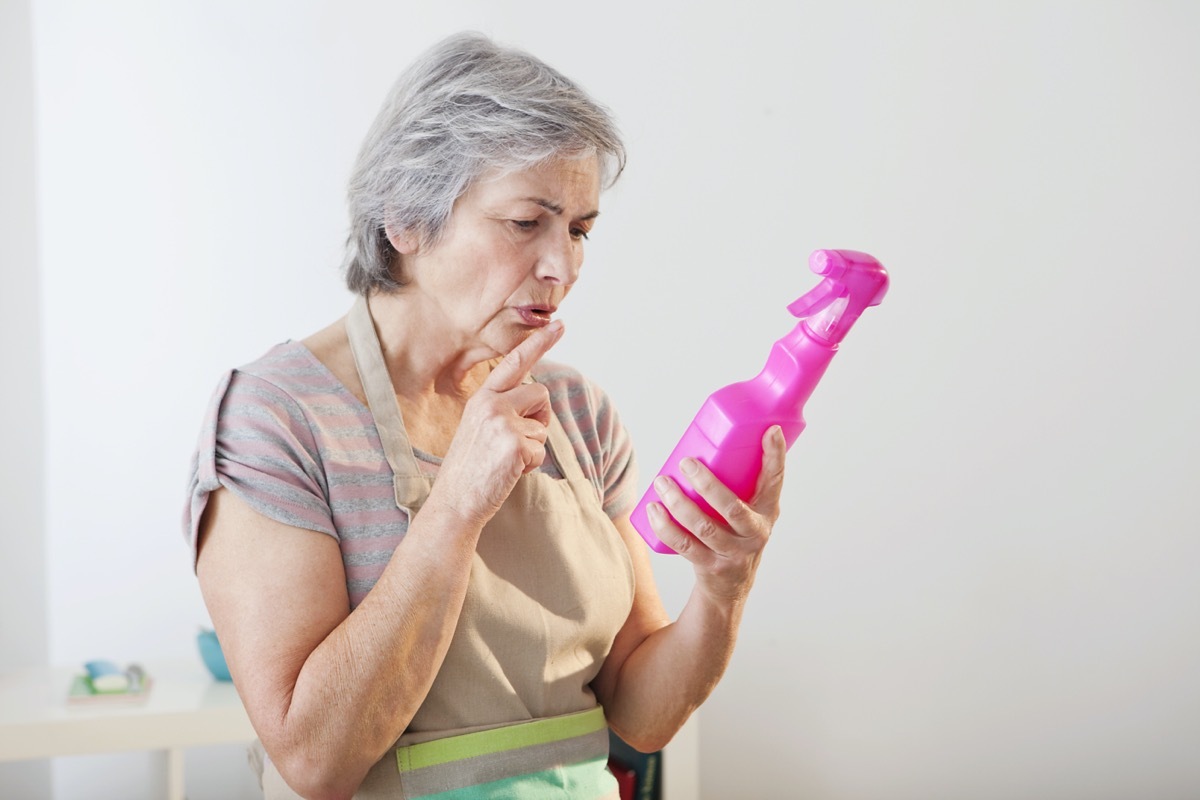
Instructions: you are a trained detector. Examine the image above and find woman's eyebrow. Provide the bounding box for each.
[522,197,601,221]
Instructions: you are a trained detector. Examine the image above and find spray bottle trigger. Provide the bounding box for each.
[786,278,845,319]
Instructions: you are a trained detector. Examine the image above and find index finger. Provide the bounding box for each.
[483,321,565,392]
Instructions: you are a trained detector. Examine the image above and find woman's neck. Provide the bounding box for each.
[366,291,494,402]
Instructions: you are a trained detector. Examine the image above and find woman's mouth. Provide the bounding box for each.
[515,305,555,327]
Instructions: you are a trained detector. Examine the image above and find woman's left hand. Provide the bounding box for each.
[647,426,787,604]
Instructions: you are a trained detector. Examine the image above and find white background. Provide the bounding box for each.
[4,1,1199,798]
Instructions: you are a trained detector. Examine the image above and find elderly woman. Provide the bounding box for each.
[185,32,786,800]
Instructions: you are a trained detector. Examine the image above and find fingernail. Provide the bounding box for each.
[653,475,670,494]
[680,458,698,476]
[546,320,564,336]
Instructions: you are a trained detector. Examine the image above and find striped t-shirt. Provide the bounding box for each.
[183,341,638,608]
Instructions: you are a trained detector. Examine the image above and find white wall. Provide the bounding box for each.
[0,0,51,795]
[686,8,1200,798]
[13,1,1200,798]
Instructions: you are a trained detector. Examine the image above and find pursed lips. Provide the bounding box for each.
[514,303,557,327]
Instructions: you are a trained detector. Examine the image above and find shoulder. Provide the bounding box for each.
[189,342,322,464]
[221,341,359,417]
[184,342,348,563]
[531,358,628,455]
[205,341,368,464]
[234,341,334,395]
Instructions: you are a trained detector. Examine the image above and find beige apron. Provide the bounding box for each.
[257,297,635,799]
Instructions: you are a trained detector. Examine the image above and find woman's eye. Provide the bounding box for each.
[511,219,537,231]
[570,228,590,241]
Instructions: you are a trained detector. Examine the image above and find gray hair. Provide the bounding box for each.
[342,32,627,295]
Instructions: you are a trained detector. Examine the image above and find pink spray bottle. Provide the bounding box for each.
[629,249,889,553]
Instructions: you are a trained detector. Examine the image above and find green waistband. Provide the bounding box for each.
[395,707,607,773]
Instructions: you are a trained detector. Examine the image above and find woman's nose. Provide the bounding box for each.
[535,233,581,285]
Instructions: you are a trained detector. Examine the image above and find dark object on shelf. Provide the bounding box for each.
[608,729,662,800]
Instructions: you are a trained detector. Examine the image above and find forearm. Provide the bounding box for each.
[603,430,786,753]
[270,498,482,797]
[605,589,747,752]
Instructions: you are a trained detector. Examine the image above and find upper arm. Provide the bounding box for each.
[196,487,350,740]
[590,514,671,711]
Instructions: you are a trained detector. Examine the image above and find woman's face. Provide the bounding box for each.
[400,154,601,359]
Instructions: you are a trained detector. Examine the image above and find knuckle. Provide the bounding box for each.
[693,516,720,541]
[514,383,548,411]
[525,444,546,470]
[723,501,751,525]
[671,532,695,556]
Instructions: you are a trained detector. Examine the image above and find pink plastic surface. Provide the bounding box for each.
[630,249,888,554]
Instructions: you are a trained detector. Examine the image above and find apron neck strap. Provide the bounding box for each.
[544,407,588,486]
[346,295,429,511]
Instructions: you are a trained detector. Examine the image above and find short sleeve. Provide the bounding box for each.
[532,361,640,521]
[583,379,639,520]
[182,369,337,570]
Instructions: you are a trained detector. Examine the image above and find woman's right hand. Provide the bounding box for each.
[435,321,565,525]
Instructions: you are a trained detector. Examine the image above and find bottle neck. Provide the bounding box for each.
[756,321,837,409]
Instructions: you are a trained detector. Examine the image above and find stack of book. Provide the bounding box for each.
[66,660,152,705]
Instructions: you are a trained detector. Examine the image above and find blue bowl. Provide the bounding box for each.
[197,628,232,681]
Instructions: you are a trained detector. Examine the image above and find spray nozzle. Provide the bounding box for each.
[786,249,889,345]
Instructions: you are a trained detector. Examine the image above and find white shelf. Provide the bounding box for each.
[0,659,255,799]
[0,659,700,799]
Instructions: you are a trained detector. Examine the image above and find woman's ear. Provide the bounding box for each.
[384,225,420,255]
